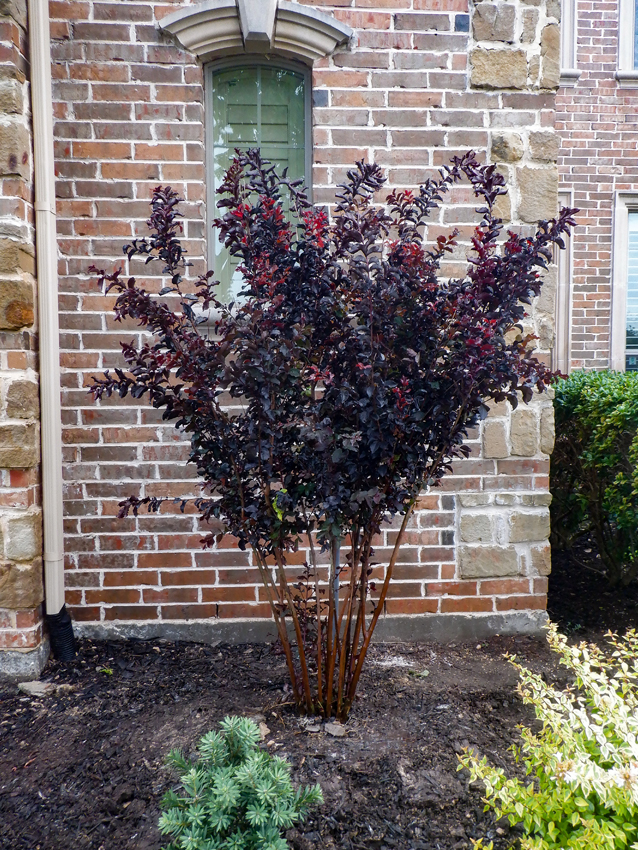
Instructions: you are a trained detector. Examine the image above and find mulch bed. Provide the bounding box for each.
[1,539,635,850]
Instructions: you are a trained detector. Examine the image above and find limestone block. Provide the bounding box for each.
[0,121,30,178]
[483,419,508,458]
[458,493,492,507]
[495,493,517,505]
[521,8,539,42]
[460,513,493,543]
[535,265,557,314]
[0,0,27,27]
[529,543,551,576]
[491,132,524,163]
[540,23,560,89]
[510,407,538,456]
[5,513,42,561]
[540,404,555,455]
[0,80,21,114]
[6,380,39,419]
[0,559,43,609]
[472,3,516,43]
[536,317,554,350]
[0,278,34,328]
[546,0,561,18]
[516,166,558,223]
[487,399,510,418]
[492,190,511,222]
[521,493,552,506]
[470,48,527,90]
[528,54,540,85]
[0,239,22,274]
[509,510,550,543]
[458,545,520,578]
[0,423,38,467]
[529,131,559,163]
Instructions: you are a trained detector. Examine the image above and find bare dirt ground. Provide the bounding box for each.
[0,539,633,850]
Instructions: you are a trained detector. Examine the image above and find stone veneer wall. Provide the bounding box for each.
[38,0,560,644]
[556,0,638,370]
[0,0,46,677]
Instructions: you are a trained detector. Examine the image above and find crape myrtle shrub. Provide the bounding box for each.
[550,370,638,586]
[91,149,575,720]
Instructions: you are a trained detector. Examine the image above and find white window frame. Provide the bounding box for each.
[611,193,638,370]
[554,190,573,374]
[617,0,638,87]
[560,0,580,86]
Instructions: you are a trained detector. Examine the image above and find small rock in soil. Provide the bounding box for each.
[17,681,56,697]
[325,722,346,737]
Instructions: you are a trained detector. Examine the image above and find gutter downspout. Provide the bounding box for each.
[28,0,74,656]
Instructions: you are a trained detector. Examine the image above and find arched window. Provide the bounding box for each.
[206,60,310,301]
[160,1,351,300]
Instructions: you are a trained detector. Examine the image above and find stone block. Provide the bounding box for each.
[516,166,558,223]
[492,189,511,222]
[521,8,539,42]
[458,494,491,507]
[540,23,560,89]
[546,0,561,19]
[491,132,524,163]
[0,80,21,114]
[472,3,516,43]
[529,543,551,576]
[470,48,527,90]
[0,560,43,608]
[483,419,508,458]
[487,399,510,418]
[0,121,29,178]
[0,239,21,273]
[0,278,34,329]
[0,423,38,467]
[5,514,42,562]
[509,511,550,543]
[510,407,538,456]
[529,131,559,162]
[460,513,493,543]
[0,0,26,26]
[536,317,554,350]
[521,493,552,506]
[6,380,39,419]
[458,545,520,578]
[535,266,557,314]
[540,404,555,455]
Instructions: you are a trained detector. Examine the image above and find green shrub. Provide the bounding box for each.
[159,716,323,850]
[458,623,638,850]
[551,369,638,585]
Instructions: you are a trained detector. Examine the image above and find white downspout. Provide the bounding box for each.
[28,0,65,616]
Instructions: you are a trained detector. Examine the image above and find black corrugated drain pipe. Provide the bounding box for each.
[45,605,76,661]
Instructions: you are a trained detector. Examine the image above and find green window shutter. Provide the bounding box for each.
[211,64,307,302]
[627,211,638,370]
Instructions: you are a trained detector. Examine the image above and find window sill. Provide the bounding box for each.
[559,68,581,87]
[615,71,638,88]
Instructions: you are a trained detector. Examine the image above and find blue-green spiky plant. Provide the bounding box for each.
[159,716,323,850]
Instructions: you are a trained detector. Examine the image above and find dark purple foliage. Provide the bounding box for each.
[90,150,576,718]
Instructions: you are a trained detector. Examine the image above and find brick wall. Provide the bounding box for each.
[48,0,559,641]
[0,0,45,673]
[556,0,638,369]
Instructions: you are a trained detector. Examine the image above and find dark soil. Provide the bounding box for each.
[0,540,631,850]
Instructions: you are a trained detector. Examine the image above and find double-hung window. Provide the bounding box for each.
[206,61,311,302]
[617,0,638,85]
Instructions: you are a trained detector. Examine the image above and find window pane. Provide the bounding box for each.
[627,212,638,370]
[635,0,638,68]
[211,65,306,302]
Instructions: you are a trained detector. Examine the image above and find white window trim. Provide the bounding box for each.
[554,190,573,374]
[560,0,580,86]
[616,0,638,87]
[611,193,638,370]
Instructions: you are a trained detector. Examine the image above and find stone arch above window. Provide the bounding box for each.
[159,0,353,64]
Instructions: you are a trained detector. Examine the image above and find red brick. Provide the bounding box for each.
[440,597,494,613]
